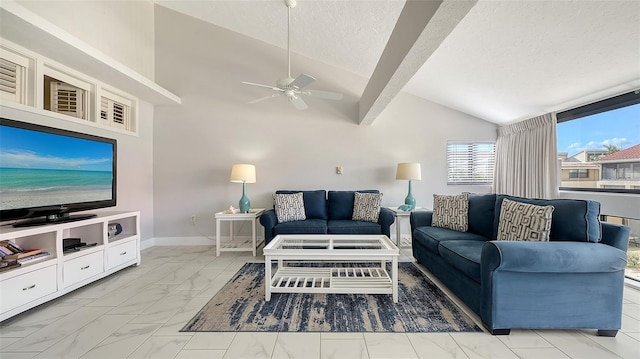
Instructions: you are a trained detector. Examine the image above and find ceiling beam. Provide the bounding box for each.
[358,0,477,125]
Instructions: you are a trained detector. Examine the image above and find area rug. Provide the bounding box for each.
[181,262,482,333]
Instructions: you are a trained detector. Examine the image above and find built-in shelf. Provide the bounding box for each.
[0,1,180,106]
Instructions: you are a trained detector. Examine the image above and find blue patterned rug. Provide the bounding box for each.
[181,262,482,332]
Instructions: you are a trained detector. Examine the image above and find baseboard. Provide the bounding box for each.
[142,236,259,248]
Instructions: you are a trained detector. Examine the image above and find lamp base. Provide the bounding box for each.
[239,182,250,213]
[404,180,416,211]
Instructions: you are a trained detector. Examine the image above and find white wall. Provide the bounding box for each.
[0,105,156,242]
[16,0,155,80]
[152,6,497,239]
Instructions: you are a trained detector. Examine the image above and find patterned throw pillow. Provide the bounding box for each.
[432,193,469,232]
[497,198,554,241]
[352,192,382,222]
[273,192,306,223]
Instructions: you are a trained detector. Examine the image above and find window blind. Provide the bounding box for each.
[0,58,18,95]
[447,142,495,185]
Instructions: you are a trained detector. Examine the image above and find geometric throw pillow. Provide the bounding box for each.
[431,193,469,232]
[497,198,554,241]
[352,192,382,223]
[273,192,306,223]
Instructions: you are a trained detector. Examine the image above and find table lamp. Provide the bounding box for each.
[396,162,421,211]
[230,164,256,213]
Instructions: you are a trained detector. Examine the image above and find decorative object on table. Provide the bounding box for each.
[230,163,256,213]
[223,206,239,214]
[181,262,481,333]
[241,0,343,110]
[395,162,421,211]
[107,223,122,238]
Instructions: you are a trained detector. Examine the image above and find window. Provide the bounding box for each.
[568,169,589,179]
[447,142,495,185]
[601,215,640,284]
[0,49,29,105]
[43,73,89,121]
[557,91,640,194]
[100,89,135,132]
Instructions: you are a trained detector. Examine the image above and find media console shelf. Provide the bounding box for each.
[0,211,140,322]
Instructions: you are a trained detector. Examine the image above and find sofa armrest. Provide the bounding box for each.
[378,207,395,238]
[481,241,627,274]
[601,222,631,252]
[259,209,278,244]
[480,240,627,333]
[410,211,433,231]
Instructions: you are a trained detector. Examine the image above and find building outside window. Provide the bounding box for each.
[557,91,640,284]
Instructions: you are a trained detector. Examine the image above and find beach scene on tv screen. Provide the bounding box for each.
[0,125,113,210]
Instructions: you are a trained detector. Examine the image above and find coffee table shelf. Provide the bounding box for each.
[270,266,392,294]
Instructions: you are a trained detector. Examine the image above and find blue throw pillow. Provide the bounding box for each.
[493,195,601,242]
[276,190,327,220]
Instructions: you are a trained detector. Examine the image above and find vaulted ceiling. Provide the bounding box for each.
[155,0,640,125]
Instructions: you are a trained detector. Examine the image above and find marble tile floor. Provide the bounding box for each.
[0,245,639,359]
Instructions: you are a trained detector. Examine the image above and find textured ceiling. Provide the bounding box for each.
[154,0,404,78]
[154,0,640,125]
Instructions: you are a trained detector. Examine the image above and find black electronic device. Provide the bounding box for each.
[63,238,83,252]
[0,118,117,227]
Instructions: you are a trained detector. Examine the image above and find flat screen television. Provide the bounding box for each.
[0,118,117,227]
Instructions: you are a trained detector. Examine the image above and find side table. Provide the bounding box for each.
[388,207,429,247]
[215,208,265,256]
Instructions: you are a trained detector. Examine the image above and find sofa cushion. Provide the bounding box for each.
[413,226,487,255]
[468,193,496,238]
[438,240,484,284]
[494,195,601,242]
[328,220,381,235]
[432,193,469,232]
[273,219,327,236]
[276,190,327,220]
[328,190,379,220]
[497,199,554,242]
[352,192,382,222]
[274,192,306,223]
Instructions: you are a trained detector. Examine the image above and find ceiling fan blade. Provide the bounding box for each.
[289,74,316,90]
[248,94,280,104]
[289,95,308,110]
[304,90,344,101]
[242,81,281,91]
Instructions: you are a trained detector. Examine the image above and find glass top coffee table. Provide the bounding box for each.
[263,234,400,302]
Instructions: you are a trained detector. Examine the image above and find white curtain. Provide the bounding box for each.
[493,113,559,199]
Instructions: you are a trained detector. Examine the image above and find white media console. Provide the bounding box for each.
[0,211,140,321]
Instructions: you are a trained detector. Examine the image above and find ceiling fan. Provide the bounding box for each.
[242,0,343,110]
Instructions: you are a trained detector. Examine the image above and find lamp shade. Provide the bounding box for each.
[396,163,421,181]
[230,164,256,183]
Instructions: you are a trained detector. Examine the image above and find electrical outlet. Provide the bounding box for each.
[191,215,196,226]
[336,166,343,175]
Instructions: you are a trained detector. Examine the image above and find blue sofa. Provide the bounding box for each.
[260,190,395,244]
[410,193,630,336]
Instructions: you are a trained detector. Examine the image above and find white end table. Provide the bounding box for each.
[388,207,429,247]
[215,208,264,256]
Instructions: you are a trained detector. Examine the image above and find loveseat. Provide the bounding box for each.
[260,190,395,244]
[410,193,630,336]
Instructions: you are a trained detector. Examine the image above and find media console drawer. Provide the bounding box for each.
[107,240,137,269]
[63,251,104,287]
[1,265,57,314]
